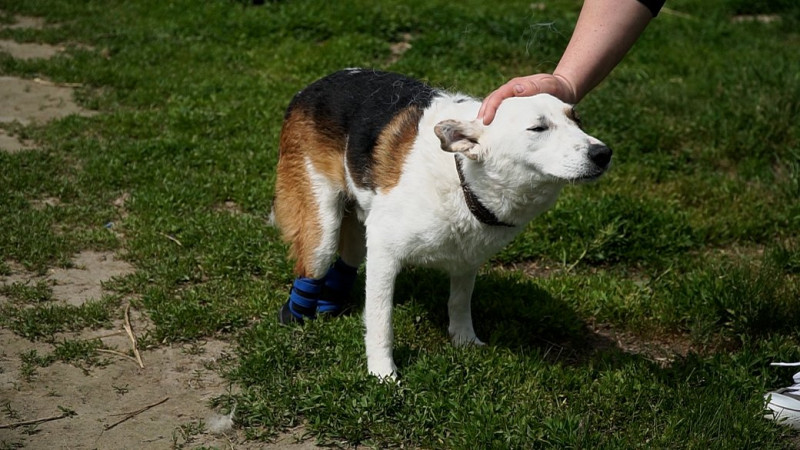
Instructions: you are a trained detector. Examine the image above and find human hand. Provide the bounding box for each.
[477,74,577,125]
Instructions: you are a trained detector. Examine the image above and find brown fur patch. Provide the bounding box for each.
[274,108,347,278]
[372,106,423,191]
[565,107,582,128]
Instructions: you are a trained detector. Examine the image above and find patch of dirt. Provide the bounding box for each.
[0,40,60,60]
[214,200,244,216]
[0,13,95,152]
[3,15,50,30]
[1,250,134,307]
[0,76,96,127]
[50,250,134,307]
[386,32,413,65]
[0,252,235,448]
[0,128,33,153]
[29,196,61,211]
[496,260,562,279]
[587,322,699,368]
[0,330,248,449]
[0,252,318,449]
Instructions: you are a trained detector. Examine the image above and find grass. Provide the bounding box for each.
[0,295,118,341]
[0,0,799,447]
[17,339,106,381]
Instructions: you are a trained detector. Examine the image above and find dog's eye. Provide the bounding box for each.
[527,125,549,133]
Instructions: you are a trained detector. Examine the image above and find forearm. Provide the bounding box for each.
[553,0,655,102]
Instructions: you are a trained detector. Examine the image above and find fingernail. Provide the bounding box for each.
[513,84,524,94]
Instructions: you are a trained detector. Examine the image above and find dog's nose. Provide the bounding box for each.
[588,144,612,168]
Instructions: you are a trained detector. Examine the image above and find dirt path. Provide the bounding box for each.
[0,252,265,449]
[0,12,318,449]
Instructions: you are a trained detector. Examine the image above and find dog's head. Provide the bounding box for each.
[434,94,611,184]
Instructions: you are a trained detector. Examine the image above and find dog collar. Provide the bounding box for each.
[454,156,515,228]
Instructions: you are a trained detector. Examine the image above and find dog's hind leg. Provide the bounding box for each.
[316,209,365,317]
[448,269,485,347]
[275,154,347,323]
[274,105,357,324]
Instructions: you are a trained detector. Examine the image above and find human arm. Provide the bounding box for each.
[477,0,660,125]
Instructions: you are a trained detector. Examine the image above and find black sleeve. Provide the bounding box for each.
[637,0,665,17]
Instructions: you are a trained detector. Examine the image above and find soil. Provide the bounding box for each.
[0,12,318,449]
[0,76,96,127]
[0,41,60,60]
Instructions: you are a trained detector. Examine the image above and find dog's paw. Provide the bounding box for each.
[368,359,398,381]
[450,332,486,347]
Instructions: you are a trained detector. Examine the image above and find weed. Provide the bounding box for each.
[19,425,40,436]
[0,441,24,450]
[181,341,206,356]
[0,296,117,340]
[52,338,106,370]
[0,281,53,304]
[19,349,55,382]
[2,402,19,420]
[112,384,129,396]
[171,420,205,449]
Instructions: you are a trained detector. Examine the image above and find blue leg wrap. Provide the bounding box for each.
[282,277,323,323]
[317,258,358,316]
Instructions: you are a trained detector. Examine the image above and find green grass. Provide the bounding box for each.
[0,296,118,340]
[0,280,53,303]
[1,0,799,447]
[17,338,106,381]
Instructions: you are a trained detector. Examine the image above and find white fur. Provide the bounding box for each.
[312,93,607,379]
[305,156,345,278]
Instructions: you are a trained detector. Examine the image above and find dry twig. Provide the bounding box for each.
[104,397,169,430]
[96,348,140,366]
[123,304,144,368]
[159,232,183,246]
[93,330,126,339]
[0,410,75,429]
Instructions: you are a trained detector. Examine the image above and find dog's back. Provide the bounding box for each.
[283,69,437,188]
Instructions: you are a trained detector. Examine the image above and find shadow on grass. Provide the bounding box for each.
[389,267,636,371]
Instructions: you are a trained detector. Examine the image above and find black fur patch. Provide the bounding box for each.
[286,69,439,190]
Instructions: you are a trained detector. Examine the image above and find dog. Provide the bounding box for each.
[272,69,611,379]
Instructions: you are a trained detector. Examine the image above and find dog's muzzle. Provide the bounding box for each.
[588,144,612,169]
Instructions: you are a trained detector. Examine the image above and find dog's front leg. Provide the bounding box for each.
[364,250,401,379]
[448,270,485,347]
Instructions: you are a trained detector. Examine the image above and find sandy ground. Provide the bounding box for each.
[0,252,315,449]
[0,13,318,450]
[0,76,97,126]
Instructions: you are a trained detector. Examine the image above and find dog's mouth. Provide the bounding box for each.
[529,159,610,185]
[546,167,607,184]
[571,157,612,182]
[573,170,607,182]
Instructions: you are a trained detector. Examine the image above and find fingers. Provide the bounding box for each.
[478,83,517,125]
[478,75,571,125]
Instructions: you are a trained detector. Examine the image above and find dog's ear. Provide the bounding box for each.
[434,120,484,160]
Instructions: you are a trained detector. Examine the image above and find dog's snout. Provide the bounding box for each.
[588,144,612,168]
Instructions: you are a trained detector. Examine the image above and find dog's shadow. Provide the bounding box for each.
[384,266,622,368]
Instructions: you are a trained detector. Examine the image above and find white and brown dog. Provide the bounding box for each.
[272,69,611,379]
